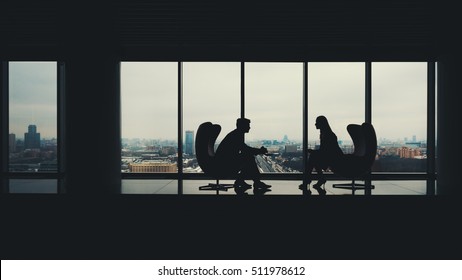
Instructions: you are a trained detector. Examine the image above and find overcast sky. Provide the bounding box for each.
[121,61,428,143]
[9,61,428,143]
[9,62,57,139]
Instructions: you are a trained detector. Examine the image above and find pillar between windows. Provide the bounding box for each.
[63,52,121,194]
[437,51,462,195]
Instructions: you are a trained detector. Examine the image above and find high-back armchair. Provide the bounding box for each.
[195,122,235,193]
[332,122,377,195]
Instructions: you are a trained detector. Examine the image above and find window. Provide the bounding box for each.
[0,60,436,195]
[308,62,365,155]
[372,62,427,173]
[116,60,435,195]
[121,62,178,174]
[245,62,304,173]
[120,62,179,194]
[182,62,240,173]
[8,62,58,173]
[1,61,61,193]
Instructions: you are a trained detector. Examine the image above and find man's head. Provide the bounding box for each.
[236,118,251,133]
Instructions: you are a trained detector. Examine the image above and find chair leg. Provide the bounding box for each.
[333,179,375,195]
[198,179,234,194]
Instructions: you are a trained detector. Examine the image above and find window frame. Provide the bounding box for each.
[1,61,65,193]
[0,59,436,194]
[120,60,437,195]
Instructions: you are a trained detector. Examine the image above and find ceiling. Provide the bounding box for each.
[1,0,456,60]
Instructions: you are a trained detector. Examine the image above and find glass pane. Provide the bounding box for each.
[9,179,58,193]
[307,62,365,162]
[183,180,237,195]
[122,179,178,194]
[183,62,240,173]
[9,62,58,173]
[245,62,303,173]
[183,180,302,195]
[327,180,426,195]
[372,62,427,172]
[121,62,178,174]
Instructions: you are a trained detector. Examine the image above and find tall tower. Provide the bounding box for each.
[24,124,41,149]
[9,133,16,153]
[185,130,194,155]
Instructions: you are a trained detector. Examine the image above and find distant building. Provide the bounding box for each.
[161,146,176,156]
[398,147,422,159]
[284,145,297,153]
[38,160,58,172]
[185,130,194,155]
[405,141,422,148]
[24,125,41,149]
[9,133,16,152]
[128,162,177,173]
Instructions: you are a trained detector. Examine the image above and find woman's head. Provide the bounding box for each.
[315,115,330,130]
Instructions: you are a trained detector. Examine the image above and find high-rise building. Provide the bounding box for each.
[9,133,16,153]
[285,145,297,153]
[24,124,41,149]
[128,162,177,173]
[185,130,194,155]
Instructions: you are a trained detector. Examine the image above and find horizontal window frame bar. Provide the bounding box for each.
[121,172,433,181]
[4,172,64,180]
[2,172,434,182]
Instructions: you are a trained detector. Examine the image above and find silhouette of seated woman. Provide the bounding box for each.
[215,118,271,191]
[300,115,343,195]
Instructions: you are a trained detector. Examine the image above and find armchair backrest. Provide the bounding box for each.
[334,122,377,177]
[195,122,221,174]
[347,124,366,156]
[362,122,377,169]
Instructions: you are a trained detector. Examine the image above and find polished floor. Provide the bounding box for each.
[7,178,428,194]
[123,179,428,195]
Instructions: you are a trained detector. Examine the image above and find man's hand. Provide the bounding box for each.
[259,146,268,155]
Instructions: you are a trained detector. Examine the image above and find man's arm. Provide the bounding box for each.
[242,143,267,155]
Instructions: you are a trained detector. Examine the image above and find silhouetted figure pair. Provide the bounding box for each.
[300,115,343,195]
[215,118,271,193]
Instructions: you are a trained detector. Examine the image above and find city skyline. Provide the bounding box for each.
[8,124,56,141]
[121,132,427,145]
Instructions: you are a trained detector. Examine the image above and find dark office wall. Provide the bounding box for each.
[2,0,461,261]
[437,53,462,195]
[435,1,461,195]
[61,2,121,194]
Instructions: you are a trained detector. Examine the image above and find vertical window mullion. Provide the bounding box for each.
[57,61,66,193]
[1,62,9,193]
[303,62,308,186]
[365,61,372,123]
[365,61,372,195]
[178,61,183,194]
[241,61,245,118]
[427,61,436,195]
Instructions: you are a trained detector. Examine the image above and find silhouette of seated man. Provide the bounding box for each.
[215,118,271,191]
